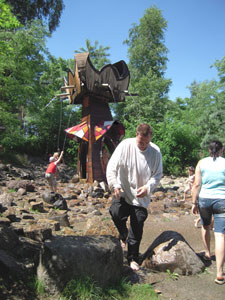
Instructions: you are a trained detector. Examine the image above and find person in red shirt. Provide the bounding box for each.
[45,151,64,193]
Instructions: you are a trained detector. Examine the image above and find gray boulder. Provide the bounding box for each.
[38,235,123,294]
[42,192,68,210]
[141,230,205,275]
[0,225,41,279]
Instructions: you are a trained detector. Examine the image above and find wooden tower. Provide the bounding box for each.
[62,53,130,183]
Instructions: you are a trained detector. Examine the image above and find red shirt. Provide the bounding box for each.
[46,162,57,174]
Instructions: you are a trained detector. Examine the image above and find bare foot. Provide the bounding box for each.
[194,219,200,228]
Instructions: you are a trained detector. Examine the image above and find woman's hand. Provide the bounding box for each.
[192,204,198,214]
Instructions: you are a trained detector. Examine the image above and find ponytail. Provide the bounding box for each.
[209,140,223,160]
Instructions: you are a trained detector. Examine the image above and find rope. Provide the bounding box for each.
[127,91,137,102]
[42,97,57,110]
[61,105,74,151]
[43,95,73,153]
[57,99,63,150]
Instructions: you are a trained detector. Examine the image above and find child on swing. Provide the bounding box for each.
[45,151,64,193]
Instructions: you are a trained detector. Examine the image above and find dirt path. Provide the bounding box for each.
[139,213,223,300]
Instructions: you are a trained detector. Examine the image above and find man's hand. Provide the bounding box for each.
[136,186,147,198]
[113,188,123,199]
[113,188,121,199]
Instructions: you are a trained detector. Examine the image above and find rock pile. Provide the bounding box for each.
[0,159,203,298]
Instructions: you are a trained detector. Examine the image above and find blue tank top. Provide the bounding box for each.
[199,156,225,199]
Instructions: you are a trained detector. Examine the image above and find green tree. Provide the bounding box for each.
[5,0,64,33]
[0,18,52,152]
[186,78,225,150]
[153,118,200,175]
[0,0,24,150]
[75,39,111,70]
[0,1,78,160]
[0,0,20,29]
[214,56,225,84]
[0,21,50,109]
[119,6,171,125]
[166,55,225,160]
[0,0,21,68]
[25,55,81,156]
[212,56,225,145]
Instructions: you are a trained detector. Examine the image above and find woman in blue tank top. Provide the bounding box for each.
[192,140,225,285]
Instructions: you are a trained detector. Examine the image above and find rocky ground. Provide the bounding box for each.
[140,215,221,300]
[0,158,224,299]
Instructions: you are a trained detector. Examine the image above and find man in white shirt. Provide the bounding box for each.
[106,123,163,271]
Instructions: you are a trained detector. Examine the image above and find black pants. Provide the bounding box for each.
[109,197,148,264]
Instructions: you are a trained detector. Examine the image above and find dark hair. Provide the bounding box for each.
[136,123,153,137]
[209,140,223,160]
[188,166,195,173]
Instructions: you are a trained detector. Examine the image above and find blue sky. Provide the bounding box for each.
[46,0,225,100]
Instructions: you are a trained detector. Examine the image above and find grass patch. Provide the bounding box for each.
[29,208,40,214]
[34,277,45,295]
[61,277,159,300]
[119,282,159,300]
[163,217,171,222]
[101,216,111,221]
[166,269,179,280]
[27,276,45,295]
[199,267,212,276]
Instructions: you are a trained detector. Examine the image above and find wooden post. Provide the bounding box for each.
[87,114,93,183]
[80,95,94,183]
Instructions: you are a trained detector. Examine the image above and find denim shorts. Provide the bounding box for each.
[198,197,225,234]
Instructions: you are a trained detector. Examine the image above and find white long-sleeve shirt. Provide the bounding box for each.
[106,138,163,208]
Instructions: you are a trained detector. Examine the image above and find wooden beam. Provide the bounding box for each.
[61,85,75,90]
[56,93,70,98]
